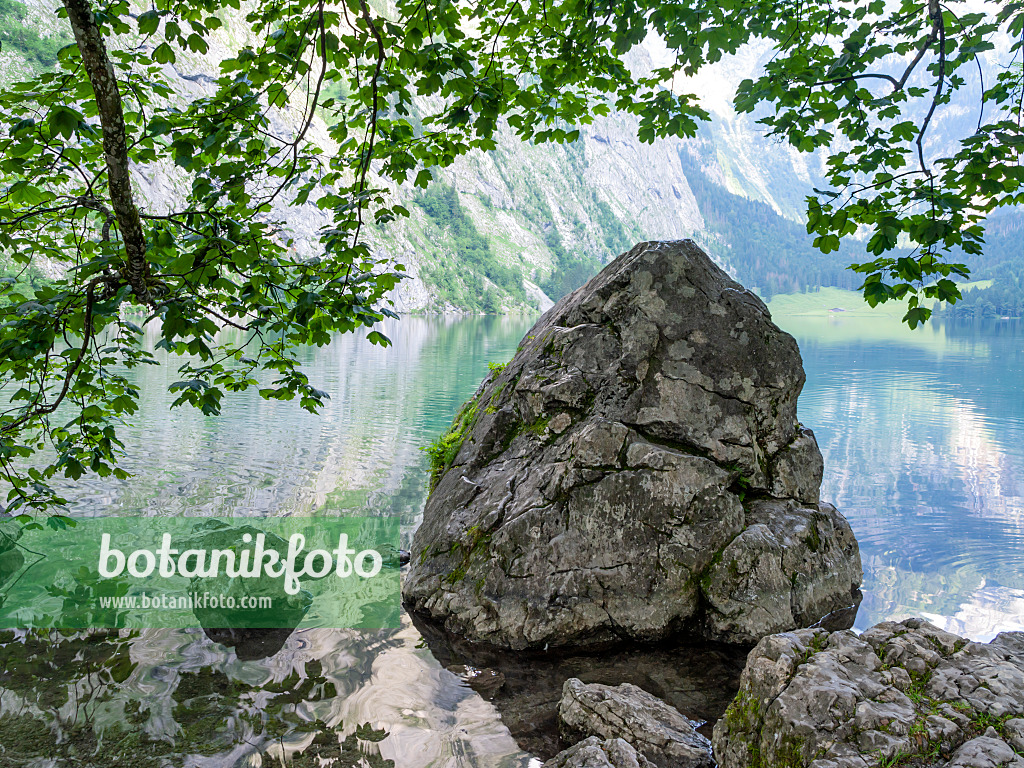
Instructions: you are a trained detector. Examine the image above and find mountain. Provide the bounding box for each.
[3,1,1018,316]
[0,0,836,312]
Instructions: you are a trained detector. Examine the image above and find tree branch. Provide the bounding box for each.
[0,280,98,435]
[62,0,153,304]
[917,0,945,174]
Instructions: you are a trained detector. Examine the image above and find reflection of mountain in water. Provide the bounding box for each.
[0,317,542,767]
[784,316,1024,641]
[864,565,1024,641]
[0,618,539,767]
[52,315,537,526]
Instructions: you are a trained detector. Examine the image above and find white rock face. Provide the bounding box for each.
[0,2,818,313]
[580,114,704,239]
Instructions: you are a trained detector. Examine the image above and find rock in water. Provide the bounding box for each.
[542,736,656,768]
[403,240,862,649]
[559,678,714,768]
[712,618,1024,768]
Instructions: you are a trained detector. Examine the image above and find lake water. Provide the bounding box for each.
[784,312,1024,641]
[1,311,1022,766]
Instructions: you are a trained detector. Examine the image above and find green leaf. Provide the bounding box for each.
[137,10,160,35]
[414,169,433,188]
[152,42,176,64]
[186,33,208,54]
[367,330,391,346]
[48,107,80,139]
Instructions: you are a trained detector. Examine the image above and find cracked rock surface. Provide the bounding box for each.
[542,736,656,768]
[712,617,1024,768]
[558,678,714,768]
[403,240,862,649]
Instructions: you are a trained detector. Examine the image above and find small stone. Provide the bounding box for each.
[938,704,973,729]
[853,699,915,735]
[1004,719,1024,752]
[542,736,656,768]
[925,715,961,747]
[886,666,912,691]
[946,735,1024,768]
[559,678,713,768]
[550,412,573,434]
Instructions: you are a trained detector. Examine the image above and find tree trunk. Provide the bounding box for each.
[62,0,152,303]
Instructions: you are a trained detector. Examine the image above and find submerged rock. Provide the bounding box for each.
[559,678,714,768]
[411,610,747,761]
[201,627,298,660]
[542,736,656,768]
[712,617,1024,768]
[447,663,506,698]
[403,240,862,649]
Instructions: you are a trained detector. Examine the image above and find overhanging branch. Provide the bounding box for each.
[62,0,153,304]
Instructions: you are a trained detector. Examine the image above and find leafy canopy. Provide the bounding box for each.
[1,0,1022,513]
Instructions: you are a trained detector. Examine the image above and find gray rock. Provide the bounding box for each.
[558,678,713,768]
[946,734,1024,768]
[542,736,657,768]
[403,240,861,649]
[712,618,1024,768]
[1005,720,1024,753]
[703,499,862,644]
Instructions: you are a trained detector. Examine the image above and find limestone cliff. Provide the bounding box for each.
[0,1,816,312]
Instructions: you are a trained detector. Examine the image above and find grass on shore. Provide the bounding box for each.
[764,282,993,319]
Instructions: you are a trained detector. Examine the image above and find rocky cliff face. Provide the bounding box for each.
[403,240,862,649]
[0,7,819,312]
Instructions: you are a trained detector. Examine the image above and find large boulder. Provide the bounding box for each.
[403,240,862,649]
[559,678,714,768]
[712,618,1024,768]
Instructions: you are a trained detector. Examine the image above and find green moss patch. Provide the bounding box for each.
[424,390,486,492]
[441,524,494,585]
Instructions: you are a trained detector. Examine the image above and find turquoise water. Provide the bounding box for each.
[1,311,1022,766]
[2,315,544,768]
[781,314,1024,642]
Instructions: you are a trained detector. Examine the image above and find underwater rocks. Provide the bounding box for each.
[404,240,861,649]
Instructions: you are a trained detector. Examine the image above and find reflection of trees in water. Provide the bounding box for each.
[932,318,1024,342]
[859,558,1024,641]
[48,315,536,526]
[0,627,402,766]
[0,317,546,765]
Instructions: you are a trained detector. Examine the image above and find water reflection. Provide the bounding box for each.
[2,310,1022,766]
[59,314,536,530]
[780,314,1024,641]
[411,614,747,763]
[1,315,541,767]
